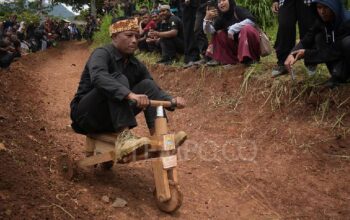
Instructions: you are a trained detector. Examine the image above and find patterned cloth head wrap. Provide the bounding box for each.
[109,17,139,37]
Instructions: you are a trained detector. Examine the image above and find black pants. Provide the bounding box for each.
[160,37,184,60]
[194,3,209,56]
[71,77,167,134]
[275,0,316,65]
[182,4,200,63]
[325,36,350,82]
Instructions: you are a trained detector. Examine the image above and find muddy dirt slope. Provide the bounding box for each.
[0,41,349,219]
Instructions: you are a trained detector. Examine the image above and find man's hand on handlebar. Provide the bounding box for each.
[172,97,186,109]
[127,92,150,108]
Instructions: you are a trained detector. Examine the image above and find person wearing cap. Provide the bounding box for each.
[284,0,350,88]
[148,5,184,65]
[70,17,186,158]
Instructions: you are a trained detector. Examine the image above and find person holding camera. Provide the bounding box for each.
[203,0,260,66]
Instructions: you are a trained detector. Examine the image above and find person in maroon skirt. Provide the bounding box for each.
[203,0,260,66]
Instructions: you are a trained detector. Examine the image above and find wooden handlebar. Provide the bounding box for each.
[149,100,173,108]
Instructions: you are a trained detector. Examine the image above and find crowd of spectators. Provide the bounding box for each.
[107,0,265,67]
[2,0,349,88]
[103,0,349,88]
[0,14,98,69]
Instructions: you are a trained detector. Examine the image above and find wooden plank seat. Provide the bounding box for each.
[86,134,178,164]
[66,125,186,166]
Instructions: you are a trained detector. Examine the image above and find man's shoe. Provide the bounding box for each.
[183,61,196,69]
[271,65,288,78]
[206,59,220,66]
[184,56,200,64]
[115,130,151,161]
[175,131,187,147]
[193,59,207,65]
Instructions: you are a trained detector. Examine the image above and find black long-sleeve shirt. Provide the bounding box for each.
[292,19,350,64]
[291,0,350,64]
[70,44,172,112]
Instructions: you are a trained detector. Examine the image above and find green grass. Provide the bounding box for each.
[91,14,113,49]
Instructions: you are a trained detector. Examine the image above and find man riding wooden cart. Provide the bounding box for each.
[59,17,187,213]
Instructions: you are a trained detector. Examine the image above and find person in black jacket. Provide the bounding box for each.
[70,17,185,154]
[284,0,350,88]
[148,5,184,65]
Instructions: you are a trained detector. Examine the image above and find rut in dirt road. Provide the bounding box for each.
[0,41,349,219]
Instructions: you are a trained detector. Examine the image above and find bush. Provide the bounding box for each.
[0,11,40,25]
[236,0,274,30]
[92,14,112,49]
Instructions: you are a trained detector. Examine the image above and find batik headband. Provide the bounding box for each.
[109,18,139,37]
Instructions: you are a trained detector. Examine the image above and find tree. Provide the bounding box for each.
[52,0,105,15]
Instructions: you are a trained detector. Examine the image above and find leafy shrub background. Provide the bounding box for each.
[236,0,274,29]
[92,14,112,49]
[0,11,40,25]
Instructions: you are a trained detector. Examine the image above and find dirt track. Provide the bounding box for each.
[0,41,349,219]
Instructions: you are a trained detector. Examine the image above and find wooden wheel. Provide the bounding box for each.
[154,182,183,213]
[57,154,76,180]
[95,151,114,170]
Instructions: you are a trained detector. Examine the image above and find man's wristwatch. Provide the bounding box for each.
[170,99,177,109]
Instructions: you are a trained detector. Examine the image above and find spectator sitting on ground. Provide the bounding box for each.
[144,12,162,52]
[148,4,184,65]
[9,34,21,57]
[151,12,162,27]
[0,36,20,68]
[17,21,26,40]
[284,0,350,88]
[34,24,48,50]
[138,11,158,52]
[139,5,149,15]
[16,21,29,54]
[3,15,17,32]
[203,0,260,66]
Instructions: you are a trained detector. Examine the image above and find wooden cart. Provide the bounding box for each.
[58,100,186,213]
